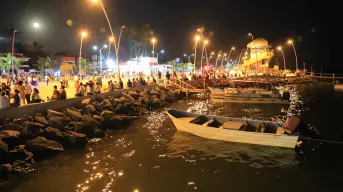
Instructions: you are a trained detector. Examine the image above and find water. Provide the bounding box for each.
[2,83,343,192]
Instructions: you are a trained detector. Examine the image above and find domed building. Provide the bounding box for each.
[241,38,274,74]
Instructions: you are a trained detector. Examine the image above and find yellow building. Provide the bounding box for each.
[241,38,274,73]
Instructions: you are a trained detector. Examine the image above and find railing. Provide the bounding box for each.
[305,72,343,79]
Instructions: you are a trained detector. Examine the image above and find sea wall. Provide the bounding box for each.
[0,85,157,119]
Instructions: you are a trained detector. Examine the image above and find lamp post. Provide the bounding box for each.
[221,53,227,68]
[184,54,194,63]
[116,26,125,68]
[215,51,222,69]
[248,33,258,75]
[91,0,119,80]
[156,50,164,64]
[200,40,208,74]
[79,31,87,79]
[94,44,107,71]
[288,40,298,71]
[151,38,156,58]
[237,49,245,66]
[194,35,200,72]
[197,28,209,65]
[278,46,286,71]
[227,47,235,65]
[11,30,18,80]
[108,36,114,60]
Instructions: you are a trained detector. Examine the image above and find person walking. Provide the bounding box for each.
[24,81,32,104]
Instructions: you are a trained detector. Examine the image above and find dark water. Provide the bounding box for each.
[2,84,343,192]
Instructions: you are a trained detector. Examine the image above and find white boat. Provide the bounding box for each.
[167,110,299,148]
[208,87,290,104]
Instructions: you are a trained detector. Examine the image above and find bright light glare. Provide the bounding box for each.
[109,37,114,42]
[204,40,208,44]
[248,33,252,36]
[92,0,99,3]
[232,47,235,50]
[33,22,40,28]
[161,50,165,53]
[93,46,98,50]
[106,59,115,69]
[81,31,87,37]
[211,52,215,55]
[184,54,187,56]
[288,40,293,44]
[278,46,282,50]
[195,36,200,41]
[103,44,108,48]
[151,38,156,43]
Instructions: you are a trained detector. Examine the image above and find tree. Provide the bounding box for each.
[80,59,90,75]
[34,57,51,75]
[14,57,25,77]
[0,53,12,74]
[168,60,177,71]
[127,24,154,58]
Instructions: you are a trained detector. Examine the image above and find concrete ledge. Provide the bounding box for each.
[0,85,157,119]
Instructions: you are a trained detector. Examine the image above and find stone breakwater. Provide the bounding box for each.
[0,86,177,179]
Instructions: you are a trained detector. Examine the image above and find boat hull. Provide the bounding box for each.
[167,110,298,148]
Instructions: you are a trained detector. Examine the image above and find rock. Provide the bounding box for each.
[160,94,166,101]
[64,131,88,147]
[43,127,64,144]
[0,164,12,178]
[2,123,23,132]
[34,114,48,126]
[94,129,106,138]
[12,117,29,125]
[93,102,104,112]
[92,115,102,122]
[0,139,8,152]
[73,122,102,138]
[25,137,64,154]
[8,145,33,162]
[85,104,96,113]
[65,108,82,121]
[47,109,65,119]
[81,98,91,105]
[81,115,101,125]
[12,160,30,172]
[20,122,44,140]
[48,116,72,131]
[0,130,20,146]
[100,110,115,121]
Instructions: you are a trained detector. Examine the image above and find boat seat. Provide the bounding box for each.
[221,121,244,130]
[179,117,197,123]
[276,127,285,134]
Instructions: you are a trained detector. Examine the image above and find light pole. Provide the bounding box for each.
[79,31,87,79]
[184,54,194,63]
[194,35,200,72]
[215,51,222,69]
[221,53,227,68]
[278,46,286,71]
[288,40,298,71]
[94,44,107,71]
[151,38,156,58]
[156,50,164,64]
[108,36,114,60]
[248,33,258,75]
[200,40,208,74]
[227,47,235,65]
[197,28,209,65]
[116,26,125,64]
[91,0,119,80]
[237,49,245,66]
[11,30,18,80]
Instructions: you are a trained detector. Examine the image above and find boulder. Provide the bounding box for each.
[92,115,102,122]
[100,110,116,121]
[160,94,166,101]
[81,98,91,105]
[43,127,64,144]
[0,164,12,178]
[64,131,88,147]
[81,115,101,125]
[25,137,64,154]
[73,122,103,138]
[0,130,20,146]
[94,129,106,138]
[2,123,23,132]
[8,145,33,162]
[34,114,48,126]
[48,116,72,131]
[65,108,82,121]
[93,102,104,112]
[85,104,96,113]
[12,160,30,172]
[0,139,8,153]
[20,122,44,140]
[47,109,65,119]
[12,117,29,125]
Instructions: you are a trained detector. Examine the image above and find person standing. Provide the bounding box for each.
[14,81,26,105]
[119,79,124,89]
[45,75,49,86]
[127,79,132,88]
[24,81,32,104]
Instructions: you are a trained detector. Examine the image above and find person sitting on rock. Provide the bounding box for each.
[14,80,26,105]
[0,91,9,109]
[87,81,94,95]
[166,71,171,80]
[94,82,101,94]
[60,86,67,100]
[75,83,85,96]
[127,79,132,88]
[132,79,137,88]
[51,85,61,100]
[152,77,157,84]
[31,88,42,103]
[10,90,21,107]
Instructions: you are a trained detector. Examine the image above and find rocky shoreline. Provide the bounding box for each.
[0,86,177,179]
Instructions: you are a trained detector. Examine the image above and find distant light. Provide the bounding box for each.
[161,50,165,53]
[103,44,108,48]
[248,33,252,36]
[109,37,114,42]
[92,0,99,2]
[195,35,200,41]
[183,54,187,57]
[278,46,282,50]
[93,46,98,50]
[33,22,40,28]
[204,40,208,45]
[211,52,215,55]
[133,189,139,192]
[151,38,156,43]
[232,47,235,50]
[106,59,115,68]
[81,31,87,37]
[288,40,293,44]
[191,54,194,56]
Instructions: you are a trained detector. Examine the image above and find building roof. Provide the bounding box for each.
[247,38,269,48]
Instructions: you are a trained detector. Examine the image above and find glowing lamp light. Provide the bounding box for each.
[288,40,293,44]
[183,54,187,56]
[232,47,235,50]
[204,40,208,45]
[81,31,87,37]
[230,70,235,75]
[103,44,108,48]
[93,45,98,50]
[92,0,99,2]
[211,52,215,55]
[195,35,200,41]
[278,46,282,50]
[33,22,40,28]
[109,37,114,42]
[161,50,165,53]
[106,59,115,69]
[151,38,156,44]
[248,33,252,36]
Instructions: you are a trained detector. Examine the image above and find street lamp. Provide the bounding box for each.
[221,53,227,68]
[33,22,40,29]
[151,38,156,58]
[91,0,120,80]
[197,28,209,65]
[94,44,108,71]
[278,46,286,71]
[287,40,298,71]
[156,49,164,64]
[248,33,258,75]
[227,47,235,65]
[215,51,222,69]
[184,53,194,63]
[108,36,114,60]
[237,49,245,66]
[116,26,125,69]
[79,31,87,79]
[11,29,18,80]
[194,35,200,72]
[200,39,208,74]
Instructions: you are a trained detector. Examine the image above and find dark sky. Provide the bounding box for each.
[0,0,338,72]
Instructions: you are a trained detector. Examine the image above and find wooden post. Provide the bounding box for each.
[320,66,323,77]
[333,73,335,83]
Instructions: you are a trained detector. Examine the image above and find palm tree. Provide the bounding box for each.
[168,60,177,71]
[127,24,154,58]
[34,57,51,75]
[80,59,90,75]
[0,53,12,74]
[14,57,26,77]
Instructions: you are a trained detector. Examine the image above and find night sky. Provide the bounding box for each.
[0,0,337,72]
